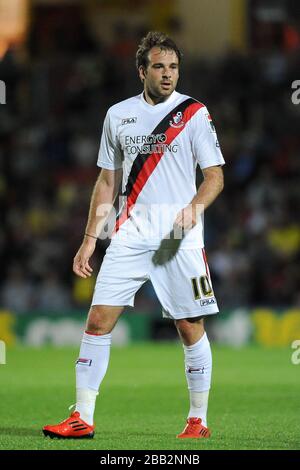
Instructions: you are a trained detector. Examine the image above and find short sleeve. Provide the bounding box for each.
[191,106,225,169]
[97,111,123,170]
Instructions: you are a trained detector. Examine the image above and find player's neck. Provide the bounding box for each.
[143,89,174,106]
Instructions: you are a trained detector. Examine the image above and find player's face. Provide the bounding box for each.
[139,47,179,103]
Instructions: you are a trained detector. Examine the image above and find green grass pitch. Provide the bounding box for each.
[0,343,299,450]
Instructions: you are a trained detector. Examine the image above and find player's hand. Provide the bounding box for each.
[73,237,96,278]
[174,204,198,231]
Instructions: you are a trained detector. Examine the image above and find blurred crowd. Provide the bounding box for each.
[0,20,299,314]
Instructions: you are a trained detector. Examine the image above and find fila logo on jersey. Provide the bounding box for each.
[122,117,137,125]
[169,111,185,128]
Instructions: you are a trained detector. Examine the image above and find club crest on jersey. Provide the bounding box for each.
[169,111,185,128]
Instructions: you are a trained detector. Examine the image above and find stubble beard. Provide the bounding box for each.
[147,82,175,103]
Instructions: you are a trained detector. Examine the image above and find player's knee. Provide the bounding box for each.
[175,319,193,335]
[86,310,111,335]
[175,318,203,330]
[175,318,205,344]
[86,305,123,335]
[86,321,110,335]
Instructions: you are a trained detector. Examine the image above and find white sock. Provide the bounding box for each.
[183,332,212,427]
[188,390,209,426]
[75,388,98,426]
[75,331,111,425]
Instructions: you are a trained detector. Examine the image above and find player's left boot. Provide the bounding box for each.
[43,411,95,439]
[177,417,211,439]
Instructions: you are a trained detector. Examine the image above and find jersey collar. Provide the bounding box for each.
[140,90,179,111]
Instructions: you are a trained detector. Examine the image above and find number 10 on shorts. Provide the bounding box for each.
[191,275,213,300]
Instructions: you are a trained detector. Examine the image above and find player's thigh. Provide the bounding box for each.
[150,247,218,320]
[86,305,125,334]
[92,243,150,310]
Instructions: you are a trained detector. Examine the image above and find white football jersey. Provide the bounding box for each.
[97,90,225,249]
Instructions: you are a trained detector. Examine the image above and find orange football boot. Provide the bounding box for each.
[43,411,95,439]
[177,417,211,439]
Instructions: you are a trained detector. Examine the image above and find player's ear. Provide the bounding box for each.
[138,65,146,83]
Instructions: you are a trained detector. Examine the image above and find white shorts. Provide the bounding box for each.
[92,242,219,320]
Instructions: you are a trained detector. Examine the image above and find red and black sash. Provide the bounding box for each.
[114,98,204,233]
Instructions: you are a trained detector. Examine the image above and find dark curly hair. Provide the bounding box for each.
[136,31,182,70]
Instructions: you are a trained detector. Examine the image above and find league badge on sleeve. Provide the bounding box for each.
[205,113,216,133]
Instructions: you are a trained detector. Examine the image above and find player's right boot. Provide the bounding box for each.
[177,417,211,438]
[43,411,95,439]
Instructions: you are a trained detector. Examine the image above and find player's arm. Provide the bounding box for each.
[174,165,224,230]
[194,164,224,211]
[85,168,122,238]
[73,168,122,278]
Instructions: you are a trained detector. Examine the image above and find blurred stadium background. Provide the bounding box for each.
[0,0,299,350]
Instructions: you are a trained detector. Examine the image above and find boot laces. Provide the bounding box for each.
[184,418,201,434]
